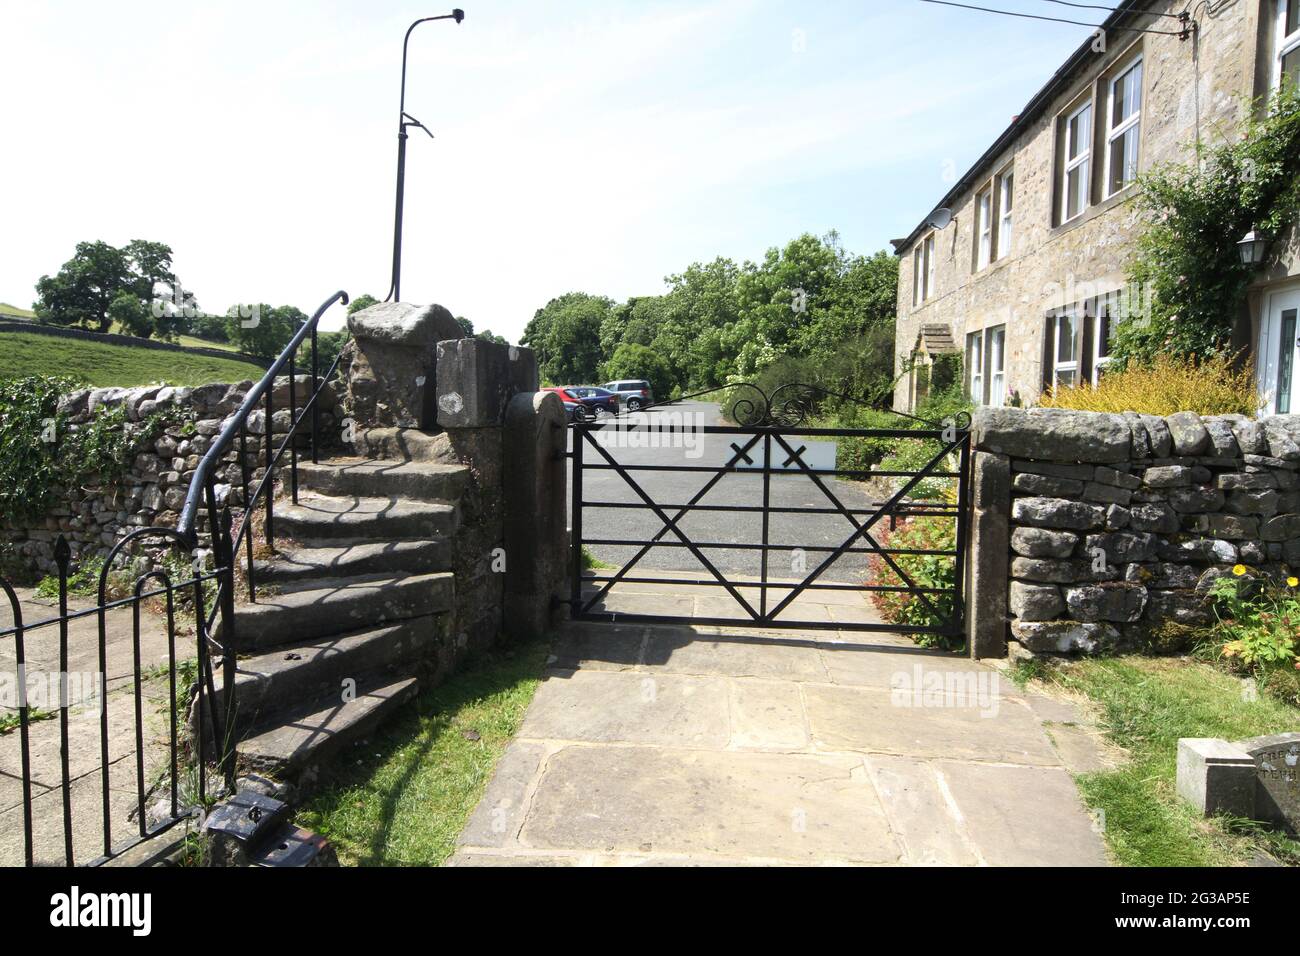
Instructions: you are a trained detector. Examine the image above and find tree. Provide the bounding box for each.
[223,304,306,359]
[602,343,674,401]
[455,316,474,336]
[477,329,509,346]
[35,240,130,332]
[107,291,153,339]
[521,292,612,384]
[345,293,377,316]
[33,238,189,340]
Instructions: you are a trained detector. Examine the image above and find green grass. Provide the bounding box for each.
[0,331,265,386]
[0,302,36,319]
[1033,656,1300,866]
[297,638,549,866]
[0,708,58,735]
[581,545,617,571]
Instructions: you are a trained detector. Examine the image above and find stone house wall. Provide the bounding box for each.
[967,406,1300,658]
[893,0,1289,412]
[1,378,340,574]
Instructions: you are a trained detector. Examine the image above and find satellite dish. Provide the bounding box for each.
[926,208,953,230]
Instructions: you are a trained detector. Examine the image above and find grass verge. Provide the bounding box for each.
[297,638,549,865]
[0,331,265,386]
[1025,655,1300,866]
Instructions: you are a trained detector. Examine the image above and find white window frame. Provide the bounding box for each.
[975,188,993,270]
[1051,310,1079,387]
[1091,303,1114,385]
[967,330,984,403]
[988,324,1006,406]
[996,167,1013,260]
[924,233,936,301]
[913,246,923,306]
[1273,0,1300,91]
[1061,100,1092,224]
[1104,56,1143,198]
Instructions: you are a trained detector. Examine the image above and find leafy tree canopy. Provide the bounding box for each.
[34,239,187,340]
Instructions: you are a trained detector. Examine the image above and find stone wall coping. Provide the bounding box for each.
[973,406,1300,465]
[346,302,463,348]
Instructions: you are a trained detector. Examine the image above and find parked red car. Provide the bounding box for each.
[543,386,620,418]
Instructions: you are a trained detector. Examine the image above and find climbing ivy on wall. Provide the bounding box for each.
[1114,85,1300,366]
[0,375,183,524]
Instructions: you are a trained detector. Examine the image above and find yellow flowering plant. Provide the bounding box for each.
[1209,572,1300,671]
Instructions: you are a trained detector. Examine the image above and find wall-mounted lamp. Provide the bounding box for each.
[1237,229,1269,267]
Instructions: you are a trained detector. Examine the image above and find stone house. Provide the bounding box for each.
[892,0,1300,414]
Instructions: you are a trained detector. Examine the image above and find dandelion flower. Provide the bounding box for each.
[1288,576,1298,588]
[1232,564,1247,577]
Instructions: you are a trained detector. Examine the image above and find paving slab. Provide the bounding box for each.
[727,679,808,751]
[518,744,901,864]
[804,684,1057,765]
[520,670,729,748]
[641,627,828,681]
[455,580,1112,867]
[936,760,1110,866]
[864,754,978,866]
[817,643,997,689]
[549,623,645,672]
[457,741,549,849]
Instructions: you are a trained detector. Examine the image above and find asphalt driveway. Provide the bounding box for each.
[567,401,892,583]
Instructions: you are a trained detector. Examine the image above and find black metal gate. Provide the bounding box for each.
[567,384,972,641]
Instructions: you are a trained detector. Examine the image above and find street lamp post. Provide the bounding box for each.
[386,9,464,303]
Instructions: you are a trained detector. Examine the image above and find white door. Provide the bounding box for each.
[1260,288,1300,415]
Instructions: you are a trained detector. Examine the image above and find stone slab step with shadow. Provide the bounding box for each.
[294,458,468,501]
[273,494,457,542]
[217,616,447,738]
[236,677,418,778]
[224,573,454,651]
[252,539,451,590]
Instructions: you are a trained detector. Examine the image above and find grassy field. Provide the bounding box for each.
[298,639,548,865]
[1020,656,1300,867]
[0,302,37,319]
[0,331,265,386]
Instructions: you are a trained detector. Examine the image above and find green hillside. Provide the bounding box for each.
[0,331,266,387]
[0,302,37,319]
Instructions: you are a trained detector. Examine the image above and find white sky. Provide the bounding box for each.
[0,1,1093,341]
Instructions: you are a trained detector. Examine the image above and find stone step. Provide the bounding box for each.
[253,539,451,589]
[219,617,446,738]
[224,573,455,651]
[354,427,448,463]
[236,677,418,777]
[273,493,457,542]
[294,458,469,501]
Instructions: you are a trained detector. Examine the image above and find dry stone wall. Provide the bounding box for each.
[2,378,340,573]
[969,407,1300,658]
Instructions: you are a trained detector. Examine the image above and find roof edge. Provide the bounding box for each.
[893,0,1151,254]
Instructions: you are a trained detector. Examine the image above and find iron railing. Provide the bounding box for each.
[0,523,232,866]
[0,289,349,866]
[177,290,351,601]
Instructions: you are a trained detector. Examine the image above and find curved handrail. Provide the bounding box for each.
[176,290,349,545]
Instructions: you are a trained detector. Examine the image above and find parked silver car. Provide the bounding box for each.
[602,379,654,411]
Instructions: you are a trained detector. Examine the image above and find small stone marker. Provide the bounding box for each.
[1175,738,1255,818]
[1236,732,1300,833]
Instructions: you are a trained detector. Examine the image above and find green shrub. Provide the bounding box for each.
[1206,570,1300,671]
[36,556,107,599]
[0,375,185,523]
[878,439,954,501]
[867,512,959,649]
[0,376,75,522]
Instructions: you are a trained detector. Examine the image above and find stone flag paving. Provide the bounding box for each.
[450,584,1114,867]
